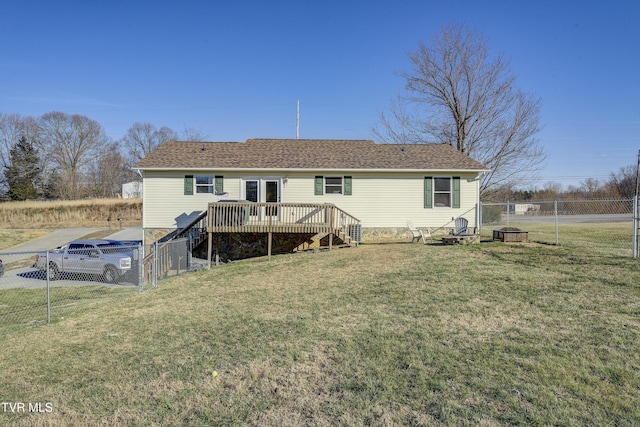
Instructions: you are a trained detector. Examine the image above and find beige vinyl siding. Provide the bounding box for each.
[142,171,241,228]
[281,172,479,228]
[142,170,480,230]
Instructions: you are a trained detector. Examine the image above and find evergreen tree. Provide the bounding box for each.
[4,136,41,200]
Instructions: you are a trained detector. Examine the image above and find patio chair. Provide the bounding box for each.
[452,217,469,236]
[407,220,433,244]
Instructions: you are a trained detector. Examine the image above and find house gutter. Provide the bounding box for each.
[134,167,491,174]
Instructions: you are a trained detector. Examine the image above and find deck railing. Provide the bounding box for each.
[207,202,361,242]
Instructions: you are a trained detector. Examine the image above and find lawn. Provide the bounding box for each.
[1,241,639,426]
[0,229,49,250]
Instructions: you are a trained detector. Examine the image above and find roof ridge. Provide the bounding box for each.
[134,138,487,170]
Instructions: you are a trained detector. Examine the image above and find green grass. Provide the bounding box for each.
[482,221,635,256]
[1,242,640,426]
[0,229,50,250]
[0,286,137,337]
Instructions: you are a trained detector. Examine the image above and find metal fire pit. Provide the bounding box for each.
[493,227,529,243]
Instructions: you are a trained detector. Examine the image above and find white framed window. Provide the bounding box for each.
[325,177,343,194]
[434,177,452,207]
[195,175,215,194]
[424,176,460,209]
[314,176,352,196]
[184,175,223,195]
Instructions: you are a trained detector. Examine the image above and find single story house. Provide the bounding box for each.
[133,138,488,244]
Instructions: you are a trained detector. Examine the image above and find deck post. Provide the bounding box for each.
[206,205,213,269]
[215,234,220,266]
[328,205,333,251]
[207,230,213,269]
[268,212,273,260]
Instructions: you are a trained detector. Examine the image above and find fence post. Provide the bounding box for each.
[506,199,510,226]
[633,195,638,258]
[554,200,559,245]
[138,244,144,292]
[46,251,51,324]
[478,202,482,234]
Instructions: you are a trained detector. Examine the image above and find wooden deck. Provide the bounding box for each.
[206,202,361,264]
[151,202,361,267]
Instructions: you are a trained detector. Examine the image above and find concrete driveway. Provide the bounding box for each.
[2,227,142,253]
[0,227,143,272]
[0,265,139,289]
[0,228,143,290]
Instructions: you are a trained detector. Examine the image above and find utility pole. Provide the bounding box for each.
[296,100,300,140]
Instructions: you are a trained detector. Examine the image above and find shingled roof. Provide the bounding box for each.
[133,139,487,171]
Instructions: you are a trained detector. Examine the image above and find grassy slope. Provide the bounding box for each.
[1,242,640,426]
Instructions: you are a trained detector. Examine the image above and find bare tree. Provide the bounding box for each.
[0,113,23,171]
[608,165,638,198]
[182,126,210,142]
[87,141,135,198]
[373,23,545,197]
[120,122,178,167]
[39,111,110,199]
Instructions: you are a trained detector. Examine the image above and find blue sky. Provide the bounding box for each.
[2,0,639,189]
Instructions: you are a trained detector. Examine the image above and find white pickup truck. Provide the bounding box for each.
[35,239,134,283]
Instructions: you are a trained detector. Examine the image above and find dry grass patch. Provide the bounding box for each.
[0,198,141,228]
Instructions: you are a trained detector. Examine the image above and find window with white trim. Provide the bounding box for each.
[195,175,215,194]
[325,177,343,194]
[424,176,460,208]
[184,175,224,195]
[314,176,352,195]
[434,177,452,207]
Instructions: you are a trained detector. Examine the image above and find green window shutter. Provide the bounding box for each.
[344,176,352,195]
[314,176,323,195]
[424,177,433,208]
[215,176,224,194]
[452,177,461,208]
[184,175,194,195]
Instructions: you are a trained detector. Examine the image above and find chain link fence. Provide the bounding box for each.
[480,198,638,257]
[141,237,206,290]
[0,238,200,337]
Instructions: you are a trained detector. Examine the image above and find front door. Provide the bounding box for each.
[243,178,281,218]
[245,180,260,216]
[265,180,279,216]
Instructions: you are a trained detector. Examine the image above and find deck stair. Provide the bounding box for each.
[158,210,208,250]
[155,202,361,264]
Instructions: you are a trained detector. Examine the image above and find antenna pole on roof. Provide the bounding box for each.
[296,100,300,140]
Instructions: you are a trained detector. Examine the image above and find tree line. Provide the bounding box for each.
[0,112,206,201]
[491,167,639,202]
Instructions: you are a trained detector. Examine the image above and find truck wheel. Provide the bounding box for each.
[103,265,119,284]
[48,263,60,280]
